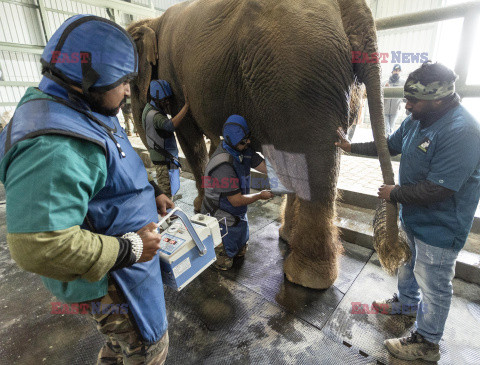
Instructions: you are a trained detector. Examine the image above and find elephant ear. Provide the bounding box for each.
[128,21,158,104]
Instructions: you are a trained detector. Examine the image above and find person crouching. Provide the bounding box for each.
[201,115,273,270]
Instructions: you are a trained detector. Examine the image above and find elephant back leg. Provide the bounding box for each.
[176,116,208,212]
[208,136,220,158]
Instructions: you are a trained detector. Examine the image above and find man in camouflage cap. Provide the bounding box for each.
[336,62,480,361]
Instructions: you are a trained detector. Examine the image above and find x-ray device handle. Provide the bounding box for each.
[157,208,207,256]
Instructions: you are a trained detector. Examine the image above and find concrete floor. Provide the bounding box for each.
[1,176,480,364]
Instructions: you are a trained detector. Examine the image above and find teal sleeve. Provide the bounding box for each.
[3,135,107,233]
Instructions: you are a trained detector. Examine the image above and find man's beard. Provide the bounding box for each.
[409,104,439,123]
[87,94,126,117]
[410,110,429,121]
[390,73,400,83]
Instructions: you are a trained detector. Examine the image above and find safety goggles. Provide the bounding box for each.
[237,133,251,146]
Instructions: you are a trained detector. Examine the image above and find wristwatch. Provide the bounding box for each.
[122,232,143,262]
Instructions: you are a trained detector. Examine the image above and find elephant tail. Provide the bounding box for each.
[338,0,401,273]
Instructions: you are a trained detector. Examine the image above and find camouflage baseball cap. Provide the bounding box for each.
[404,79,455,100]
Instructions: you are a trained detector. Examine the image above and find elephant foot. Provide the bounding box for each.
[284,251,338,289]
[194,195,203,213]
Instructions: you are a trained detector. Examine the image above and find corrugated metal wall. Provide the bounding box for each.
[43,0,108,34]
[0,0,184,118]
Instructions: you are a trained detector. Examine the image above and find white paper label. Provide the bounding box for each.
[262,144,311,201]
[173,257,191,278]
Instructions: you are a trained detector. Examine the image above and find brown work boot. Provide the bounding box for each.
[214,244,233,271]
[384,331,440,361]
[236,244,248,257]
[372,293,417,317]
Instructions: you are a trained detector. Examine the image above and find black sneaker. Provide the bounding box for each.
[384,331,440,361]
[372,293,417,317]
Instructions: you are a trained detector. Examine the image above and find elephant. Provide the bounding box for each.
[127,0,398,289]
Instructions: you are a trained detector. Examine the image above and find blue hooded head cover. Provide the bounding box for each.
[41,14,137,95]
[223,115,250,146]
[149,80,173,108]
[222,115,251,161]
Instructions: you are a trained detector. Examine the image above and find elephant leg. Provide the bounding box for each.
[283,198,342,289]
[176,118,208,212]
[279,193,298,242]
[208,136,220,158]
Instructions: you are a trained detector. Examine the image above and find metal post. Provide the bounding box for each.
[454,12,480,90]
[36,0,51,43]
[375,1,480,30]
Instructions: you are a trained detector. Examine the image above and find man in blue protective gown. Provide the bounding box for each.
[0,15,174,364]
[142,79,189,198]
[201,115,274,270]
[336,62,480,362]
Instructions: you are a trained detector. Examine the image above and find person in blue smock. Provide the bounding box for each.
[201,115,274,270]
[0,15,174,364]
[336,61,480,362]
[142,80,190,198]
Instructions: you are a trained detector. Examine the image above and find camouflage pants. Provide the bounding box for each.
[155,164,172,198]
[86,282,169,365]
[123,112,135,135]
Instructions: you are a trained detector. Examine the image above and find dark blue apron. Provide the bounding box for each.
[145,108,180,196]
[216,147,253,257]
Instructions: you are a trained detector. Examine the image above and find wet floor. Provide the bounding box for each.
[1,177,479,364]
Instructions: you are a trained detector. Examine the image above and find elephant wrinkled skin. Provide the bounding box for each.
[128,0,397,289]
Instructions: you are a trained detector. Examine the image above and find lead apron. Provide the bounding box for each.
[145,109,180,196]
[0,93,167,344]
[217,149,252,257]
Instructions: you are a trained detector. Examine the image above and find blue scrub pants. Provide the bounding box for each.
[219,214,249,257]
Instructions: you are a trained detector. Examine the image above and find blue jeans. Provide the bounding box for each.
[397,227,460,344]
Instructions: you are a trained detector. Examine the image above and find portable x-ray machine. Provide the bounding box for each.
[157,208,224,291]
